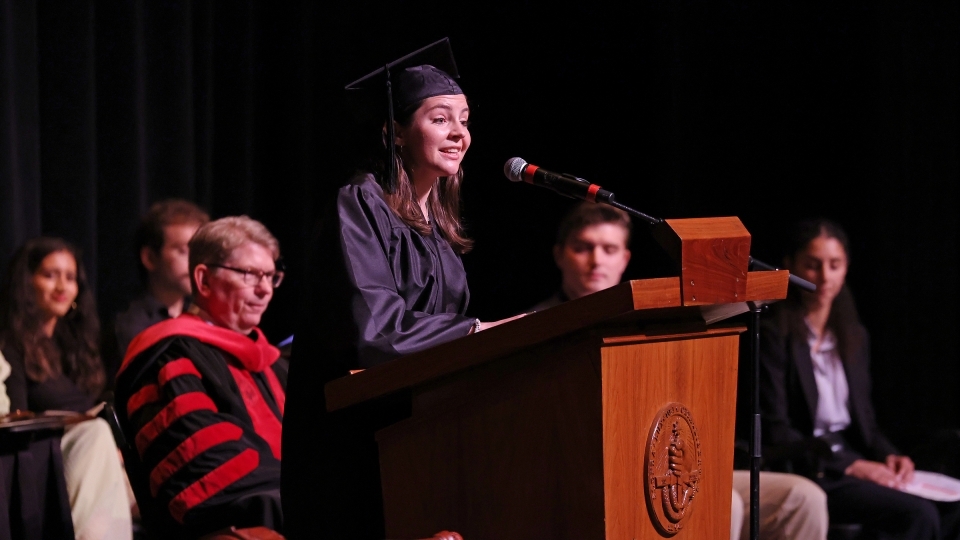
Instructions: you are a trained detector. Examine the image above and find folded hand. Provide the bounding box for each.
[886,454,915,484]
[845,458,904,488]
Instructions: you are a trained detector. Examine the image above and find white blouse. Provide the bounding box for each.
[805,320,852,437]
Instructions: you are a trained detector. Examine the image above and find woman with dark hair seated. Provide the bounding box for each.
[0,236,133,540]
[760,218,960,539]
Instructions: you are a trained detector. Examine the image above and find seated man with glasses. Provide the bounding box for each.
[113,215,287,539]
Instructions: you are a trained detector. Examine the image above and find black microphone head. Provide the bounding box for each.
[504,157,527,183]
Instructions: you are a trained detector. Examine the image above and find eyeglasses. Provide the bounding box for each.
[208,263,285,288]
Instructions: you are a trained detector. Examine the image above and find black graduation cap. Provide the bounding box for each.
[344,37,462,193]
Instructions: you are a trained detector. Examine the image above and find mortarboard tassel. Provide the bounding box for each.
[385,66,396,194]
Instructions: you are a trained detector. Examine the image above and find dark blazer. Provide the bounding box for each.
[758,303,899,477]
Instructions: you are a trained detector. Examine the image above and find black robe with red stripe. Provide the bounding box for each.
[114,314,285,538]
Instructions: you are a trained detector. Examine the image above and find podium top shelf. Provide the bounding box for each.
[324,269,789,412]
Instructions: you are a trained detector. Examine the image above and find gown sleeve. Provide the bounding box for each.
[118,338,282,537]
[335,182,476,368]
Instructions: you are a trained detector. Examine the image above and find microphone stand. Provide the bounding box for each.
[747,301,764,540]
[595,196,814,540]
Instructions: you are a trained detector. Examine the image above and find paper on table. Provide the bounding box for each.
[900,470,960,502]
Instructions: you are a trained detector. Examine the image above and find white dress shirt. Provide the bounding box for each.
[805,320,852,437]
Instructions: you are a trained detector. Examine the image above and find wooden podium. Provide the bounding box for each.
[325,217,789,540]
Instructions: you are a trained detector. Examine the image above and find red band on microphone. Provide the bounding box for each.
[522,164,538,184]
[586,183,600,202]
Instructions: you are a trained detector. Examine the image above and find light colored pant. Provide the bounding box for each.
[61,418,133,540]
[730,470,829,540]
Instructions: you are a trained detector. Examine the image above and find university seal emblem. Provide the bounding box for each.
[644,402,702,536]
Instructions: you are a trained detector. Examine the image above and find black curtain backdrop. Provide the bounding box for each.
[1,1,956,452]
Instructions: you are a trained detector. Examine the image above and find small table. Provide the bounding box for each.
[0,412,86,540]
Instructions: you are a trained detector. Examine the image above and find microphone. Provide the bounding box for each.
[503,157,614,204]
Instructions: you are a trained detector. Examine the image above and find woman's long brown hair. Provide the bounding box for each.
[0,237,105,398]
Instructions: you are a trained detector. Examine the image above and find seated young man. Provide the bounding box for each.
[110,199,209,380]
[534,202,829,540]
[114,216,285,539]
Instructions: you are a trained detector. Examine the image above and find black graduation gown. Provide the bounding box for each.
[282,174,474,539]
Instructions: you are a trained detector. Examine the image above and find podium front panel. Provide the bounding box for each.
[601,328,741,540]
[376,336,607,540]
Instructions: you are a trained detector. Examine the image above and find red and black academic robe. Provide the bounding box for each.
[114,314,286,539]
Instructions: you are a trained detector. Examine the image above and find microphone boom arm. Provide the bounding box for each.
[604,198,661,227]
[746,257,816,292]
[503,157,814,292]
